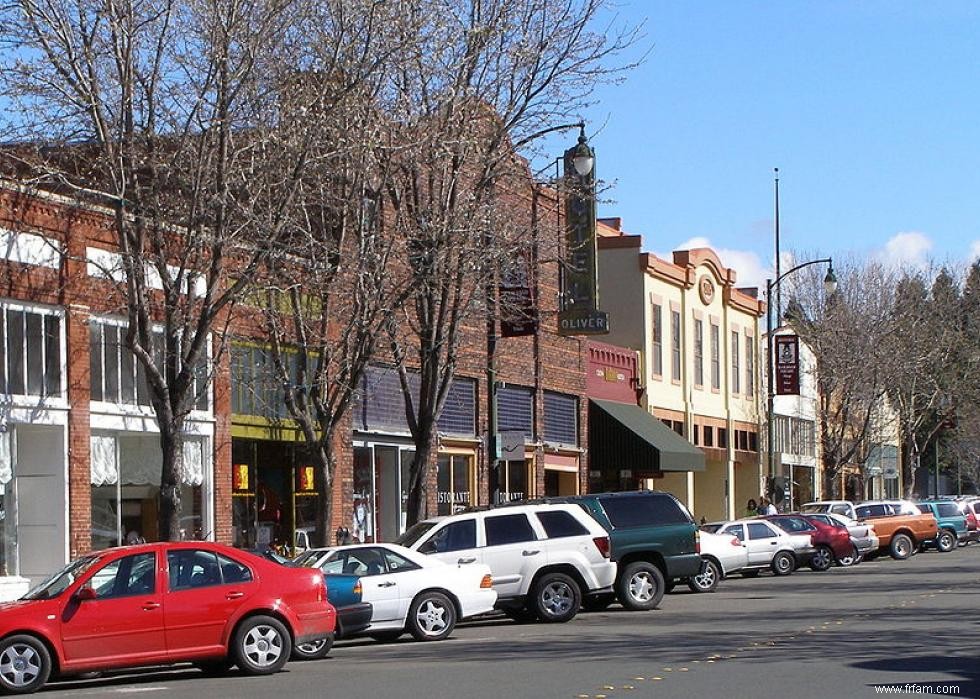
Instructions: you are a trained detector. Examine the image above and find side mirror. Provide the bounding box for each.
[74,586,97,602]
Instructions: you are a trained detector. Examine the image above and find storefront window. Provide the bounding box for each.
[350,443,415,543]
[492,459,529,504]
[0,432,15,576]
[436,454,473,516]
[90,433,205,550]
[1,305,62,398]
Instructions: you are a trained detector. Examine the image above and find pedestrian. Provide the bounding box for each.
[756,497,769,516]
[745,498,758,517]
[763,498,778,515]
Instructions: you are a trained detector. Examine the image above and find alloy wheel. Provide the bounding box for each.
[541,580,575,617]
[629,571,657,602]
[296,639,327,655]
[242,624,284,668]
[414,599,450,636]
[0,643,41,689]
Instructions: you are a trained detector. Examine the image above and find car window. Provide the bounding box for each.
[382,549,421,573]
[747,522,776,540]
[536,511,590,538]
[772,517,815,533]
[856,504,888,518]
[936,503,960,518]
[484,514,537,546]
[217,553,253,583]
[722,524,743,541]
[88,553,157,599]
[916,504,930,514]
[599,494,691,528]
[830,504,850,515]
[168,550,224,590]
[327,548,386,576]
[800,504,822,513]
[418,520,476,554]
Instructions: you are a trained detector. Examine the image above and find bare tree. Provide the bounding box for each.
[0,0,388,540]
[785,258,898,499]
[372,0,641,526]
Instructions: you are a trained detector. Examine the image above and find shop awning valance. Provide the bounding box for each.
[589,399,705,473]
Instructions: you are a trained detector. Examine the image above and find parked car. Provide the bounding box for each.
[802,512,879,565]
[300,543,496,642]
[257,547,373,659]
[681,529,748,592]
[546,491,701,609]
[398,503,615,623]
[713,519,815,576]
[0,542,335,695]
[942,498,979,545]
[801,500,857,520]
[853,501,939,560]
[915,501,968,552]
[764,514,852,571]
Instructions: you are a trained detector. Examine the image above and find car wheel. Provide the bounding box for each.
[0,635,51,695]
[771,551,795,576]
[809,545,834,572]
[369,630,404,642]
[582,594,615,612]
[837,546,860,567]
[232,615,291,675]
[936,530,956,553]
[890,534,913,560]
[741,569,761,578]
[291,634,334,660]
[616,562,665,611]
[687,559,720,593]
[407,591,457,642]
[531,572,581,623]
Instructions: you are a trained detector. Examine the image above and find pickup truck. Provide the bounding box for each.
[853,502,939,560]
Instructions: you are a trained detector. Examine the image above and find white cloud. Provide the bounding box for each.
[877,231,933,270]
[657,237,772,291]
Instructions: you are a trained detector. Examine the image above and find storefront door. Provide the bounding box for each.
[352,443,414,543]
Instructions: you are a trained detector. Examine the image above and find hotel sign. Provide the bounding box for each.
[558,142,608,336]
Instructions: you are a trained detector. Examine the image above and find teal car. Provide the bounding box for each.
[915,501,967,552]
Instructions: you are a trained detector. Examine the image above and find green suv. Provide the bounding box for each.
[549,491,701,611]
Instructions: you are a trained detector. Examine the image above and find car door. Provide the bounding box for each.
[327,548,401,623]
[745,522,781,565]
[60,551,168,666]
[480,512,540,598]
[164,548,258,656]
[378,547,426,621]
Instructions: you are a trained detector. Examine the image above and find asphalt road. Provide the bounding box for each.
[42,545,980,699]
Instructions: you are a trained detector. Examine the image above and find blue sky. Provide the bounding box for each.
[535,2,980,289]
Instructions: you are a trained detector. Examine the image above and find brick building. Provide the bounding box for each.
[0,161,590,591]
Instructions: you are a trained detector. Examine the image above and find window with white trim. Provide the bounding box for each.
[0,302,63,398]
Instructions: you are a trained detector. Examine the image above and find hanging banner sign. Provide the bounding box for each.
[558,141,608,336]
[500,247,538,338]
[774,334,801,395]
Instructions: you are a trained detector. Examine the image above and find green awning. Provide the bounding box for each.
[590,399,705,472]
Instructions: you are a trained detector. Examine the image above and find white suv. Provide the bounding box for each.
[397,503,616,623]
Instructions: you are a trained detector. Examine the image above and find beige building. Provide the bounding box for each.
[596,219,765,521]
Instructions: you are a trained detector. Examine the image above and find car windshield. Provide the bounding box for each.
[22,555,102,600]
[771,517,815,533]
[395,521,437,548]
[292,550,322,567]
[800,504,825,513]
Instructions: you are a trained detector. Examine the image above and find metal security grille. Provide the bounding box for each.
[543,391,578,446]
[355,366,476,436]
[497,384,534,438]
[438,377,476,436]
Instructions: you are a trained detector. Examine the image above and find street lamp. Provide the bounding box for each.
[765,257,836,507]
[570,124,595,177]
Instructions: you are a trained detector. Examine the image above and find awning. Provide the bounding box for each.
[589,399,705,472]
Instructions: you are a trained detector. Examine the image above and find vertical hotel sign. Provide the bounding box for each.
[774,334,801,395]
[558,136,609,336]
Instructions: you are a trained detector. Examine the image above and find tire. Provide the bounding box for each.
[582,594,615,612]
[809,545,834,572]
[837,546,860,567]
[687,559,720,593]
[741,569,761,578]
[232,615,291,675]
[530,572,581,623]
[890,534,914,560]
[0,635,51,695]
[407,591,456,642]
[615,562,665,611]
[936,530,956,553]
[291,634,334,660]
[771,551,795,576]
[369,630,404,642]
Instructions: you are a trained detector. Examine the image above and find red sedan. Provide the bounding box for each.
[0,542,335,695]
[763,515,852,571]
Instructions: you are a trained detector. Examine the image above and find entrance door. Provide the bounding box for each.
[375,446,411,542]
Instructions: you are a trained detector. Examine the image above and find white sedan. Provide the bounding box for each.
[299,543,497,642]
[685,530,749,592]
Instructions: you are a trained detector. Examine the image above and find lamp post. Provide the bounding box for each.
[765,258,837,505]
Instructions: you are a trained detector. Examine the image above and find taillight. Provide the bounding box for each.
[480,574,493,589]
[729,536,742,548]
[353,579,362,597]
[592,536,611,558]
[316,576,327,603]
[809,534,816,546]
[694,529,701,555]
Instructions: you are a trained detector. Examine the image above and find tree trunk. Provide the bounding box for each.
[313,438,335,549]
[822,457,839,499]
[902,438,919,499]
[406,430,436,528]
[157,424,184,542]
